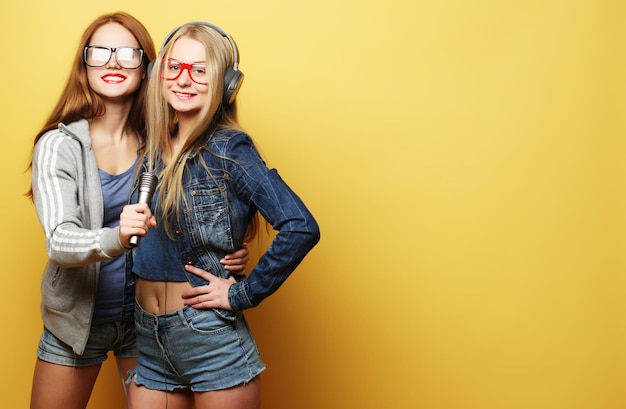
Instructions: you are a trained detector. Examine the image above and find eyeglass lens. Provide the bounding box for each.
[84,46,143,69]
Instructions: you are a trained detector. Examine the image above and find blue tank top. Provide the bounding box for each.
[93,158,137,323]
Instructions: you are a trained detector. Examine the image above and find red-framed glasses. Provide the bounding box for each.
[161,59,208,85]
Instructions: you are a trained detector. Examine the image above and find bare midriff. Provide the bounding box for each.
[135,278,194,315]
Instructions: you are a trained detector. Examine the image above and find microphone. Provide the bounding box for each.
[129,172,157,247]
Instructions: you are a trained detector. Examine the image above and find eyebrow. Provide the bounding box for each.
[88,44,140,48]
[168,58,207,65]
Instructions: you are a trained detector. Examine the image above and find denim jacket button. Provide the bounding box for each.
[175,227,183,235]
[185,257,194,265]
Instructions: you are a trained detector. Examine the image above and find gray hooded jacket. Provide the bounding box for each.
[32,119,128,354]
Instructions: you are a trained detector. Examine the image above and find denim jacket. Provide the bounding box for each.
[134,129,320,312]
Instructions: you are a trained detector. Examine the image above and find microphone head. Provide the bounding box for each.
[138,173,157,192]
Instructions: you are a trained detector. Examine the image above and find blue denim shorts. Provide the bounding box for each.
[37,308,138,367]
[133,301,265,392]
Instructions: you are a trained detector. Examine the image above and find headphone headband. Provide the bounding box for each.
[159,21,240,71]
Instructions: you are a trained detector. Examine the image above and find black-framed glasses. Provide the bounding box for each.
[83,46,144,69]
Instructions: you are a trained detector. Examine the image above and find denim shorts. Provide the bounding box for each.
[132,301,265,392]
[37,308,138,367]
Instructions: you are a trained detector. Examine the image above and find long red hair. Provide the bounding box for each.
[26,11,156,199]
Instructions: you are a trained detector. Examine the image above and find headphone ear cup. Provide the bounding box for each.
[223,68,244,105]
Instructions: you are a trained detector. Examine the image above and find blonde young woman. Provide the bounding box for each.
[127,22,320,409]
[28,13,248,409]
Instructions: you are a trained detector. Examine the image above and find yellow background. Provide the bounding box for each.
[1,1,625,408]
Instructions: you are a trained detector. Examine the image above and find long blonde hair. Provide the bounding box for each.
[145,24,244,238]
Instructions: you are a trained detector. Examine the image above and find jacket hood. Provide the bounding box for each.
[58,119,91,147]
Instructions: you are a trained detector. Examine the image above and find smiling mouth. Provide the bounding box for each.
[173,91,195,98]
[102,74,126,83]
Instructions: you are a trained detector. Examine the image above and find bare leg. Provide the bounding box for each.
[127,381,193,409]
[194,376,261,409]
[30,358,101,409]
[117,357,137,408]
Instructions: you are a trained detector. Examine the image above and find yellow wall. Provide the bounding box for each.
[2,1,625,408]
